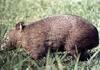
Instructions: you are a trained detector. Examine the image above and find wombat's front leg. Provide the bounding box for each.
[25,45,48,60]
[64,40,79,59]
[65,46,79,59]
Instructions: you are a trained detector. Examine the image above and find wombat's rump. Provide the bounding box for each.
[7,15,99,60]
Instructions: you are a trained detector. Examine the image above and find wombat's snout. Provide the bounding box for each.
[0,43,7,50]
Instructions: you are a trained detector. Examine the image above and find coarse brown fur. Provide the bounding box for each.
[6,15,99,60]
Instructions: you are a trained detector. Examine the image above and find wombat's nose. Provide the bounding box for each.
[0,43,7,50]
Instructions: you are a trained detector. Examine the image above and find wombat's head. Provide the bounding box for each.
[6,22,25,48]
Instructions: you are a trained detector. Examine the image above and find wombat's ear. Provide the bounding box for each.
[16,22,25,31]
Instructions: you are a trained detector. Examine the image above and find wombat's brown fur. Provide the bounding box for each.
[6,15,99,60]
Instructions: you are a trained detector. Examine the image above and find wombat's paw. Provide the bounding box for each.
[79,52,90,61]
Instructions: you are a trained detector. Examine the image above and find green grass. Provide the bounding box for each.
[0,0,100,70]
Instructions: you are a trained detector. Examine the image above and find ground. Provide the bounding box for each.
[0,0,100,70]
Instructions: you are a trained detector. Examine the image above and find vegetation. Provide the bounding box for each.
[0,0,100,70]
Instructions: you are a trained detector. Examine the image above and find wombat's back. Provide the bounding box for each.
[38,15,99,50]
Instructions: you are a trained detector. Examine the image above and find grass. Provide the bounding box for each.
[0,0,100,70]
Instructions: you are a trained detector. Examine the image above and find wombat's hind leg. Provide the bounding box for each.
[65,43,90,61]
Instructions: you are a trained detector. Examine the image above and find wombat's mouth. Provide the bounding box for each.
[1,34,18,50]
[0,33,9,50]
[0,41,16,51]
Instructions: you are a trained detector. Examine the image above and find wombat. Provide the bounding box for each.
[6,15,99,60]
